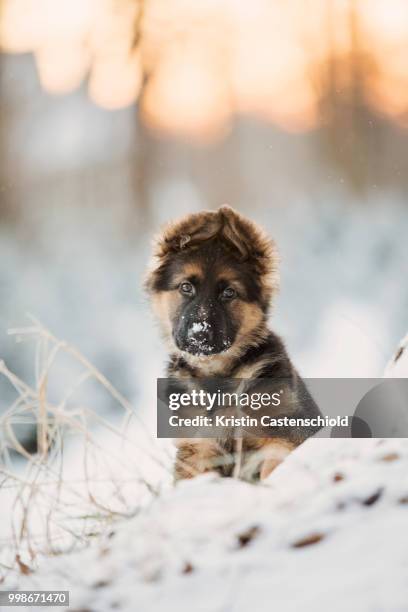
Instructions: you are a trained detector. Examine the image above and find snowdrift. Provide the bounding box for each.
[2,334,408,612]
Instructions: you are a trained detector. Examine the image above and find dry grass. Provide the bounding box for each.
[0,316,172,581]
[0,316,275,582]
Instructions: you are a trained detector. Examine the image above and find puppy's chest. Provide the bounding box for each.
[168,355,269,380]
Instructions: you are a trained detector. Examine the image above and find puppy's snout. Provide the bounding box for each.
[175,302,234,356]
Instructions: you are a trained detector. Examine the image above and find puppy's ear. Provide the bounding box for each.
[153,210,222,259]
[218,205,278,281]
[145,210,221,292]
[218,205,268,261]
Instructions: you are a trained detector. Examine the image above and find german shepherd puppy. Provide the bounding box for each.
[146,206,321,481]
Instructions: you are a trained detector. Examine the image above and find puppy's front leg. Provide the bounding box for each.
[259,439,295,480]
[174,439,225,481]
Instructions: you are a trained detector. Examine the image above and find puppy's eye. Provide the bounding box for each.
[222,287,237,300]
[180,281,194,296]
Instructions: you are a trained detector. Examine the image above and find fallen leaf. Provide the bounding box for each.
[237,525,260,548]
[93,579,110,589]
[362,488,383,506]
[380,453,400,462]
[292,532,325,548]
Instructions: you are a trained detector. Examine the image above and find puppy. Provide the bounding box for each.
[146,206,321,481]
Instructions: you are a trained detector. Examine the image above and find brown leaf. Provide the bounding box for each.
[292,532,325,548]
[182,561,194,574]
[398,495,408,504]
[93,579,110,589]
[362,488,383,506]
[380,452,400,462]
[237,525,260,548]
[333,472,345,483]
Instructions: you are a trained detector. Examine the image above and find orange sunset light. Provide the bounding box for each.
[1,0,408,140]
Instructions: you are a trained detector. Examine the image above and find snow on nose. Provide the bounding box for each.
[187,321,214,353]
[188,321,210,336]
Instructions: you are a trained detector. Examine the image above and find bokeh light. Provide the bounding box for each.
[1,0,408,140]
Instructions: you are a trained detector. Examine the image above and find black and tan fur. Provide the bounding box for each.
[146,206,321,481]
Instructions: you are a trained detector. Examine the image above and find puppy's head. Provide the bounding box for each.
[145,206,279,357]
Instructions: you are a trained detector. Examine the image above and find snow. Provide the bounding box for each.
[187,321,215,352]
[190,321,210,334]
[4,437,408,611]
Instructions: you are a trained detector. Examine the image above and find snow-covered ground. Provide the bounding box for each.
[3,437,408,612]
[2,335,407,610]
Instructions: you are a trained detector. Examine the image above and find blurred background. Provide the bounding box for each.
[0,0,408,445]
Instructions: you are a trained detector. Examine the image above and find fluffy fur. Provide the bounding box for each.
[146,206,321,481]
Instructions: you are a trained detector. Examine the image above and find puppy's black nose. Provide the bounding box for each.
[192,330,211,345]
